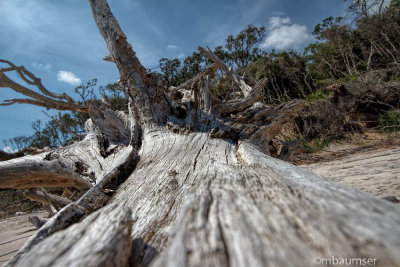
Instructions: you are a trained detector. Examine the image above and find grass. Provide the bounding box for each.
[379,109,400,133]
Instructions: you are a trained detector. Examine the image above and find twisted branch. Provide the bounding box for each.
[0,59,88,113]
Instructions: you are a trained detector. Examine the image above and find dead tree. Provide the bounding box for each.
[0,0,399,266]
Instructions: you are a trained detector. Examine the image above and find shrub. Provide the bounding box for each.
[379,110,400,132]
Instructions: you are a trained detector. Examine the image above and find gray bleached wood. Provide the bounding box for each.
[24,189,72,209]
[3,0,400,266]
[0,151,93,190]
[12,204,133,267]
[8,129,400,266]
[198,46,253,98]
[120,131,400,267]
[0,132,101,190]
[6,144,138,266]
[0,99,136,190]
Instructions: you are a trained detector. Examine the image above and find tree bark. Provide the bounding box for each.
[6,129,400,267]
[24,189,72,209]
[2,1,400,266]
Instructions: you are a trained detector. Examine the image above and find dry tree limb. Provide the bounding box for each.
[0,153,93,190]
[15,204,133,267]
[174,63,220,91]
[7,144,139,266]
[28,216,48,229]
[24,189,72,209]
[0,59,88,113]
[0,59,73,102]
[198,46,253,97]
[0,99,140,193]
[4,98,142,265]
[213,77,268,115]
[5,1,400,267]
[89,0,170,125]
[0,147,50,161]
[3,1,400,266]
[247,99,305,152]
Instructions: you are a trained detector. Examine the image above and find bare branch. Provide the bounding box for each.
[0,98,87,113]
[29,216,48,229]
[0,146,50,161]
[89,0,170,125]
[0,59,74,102]
[248,99,305,152]
[175,63,220,91]
[0,59,88,113]
[198,46,253,97]
[0,152,93,190]
[24,189,72,209]
[88,0,148,88]
[213,77,268,115]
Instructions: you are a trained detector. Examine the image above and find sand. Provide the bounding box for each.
[0,211,46,265]
[302,146,400,200]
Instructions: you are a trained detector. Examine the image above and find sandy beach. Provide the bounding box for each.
[302,147,400,200]
[0,211,46,265]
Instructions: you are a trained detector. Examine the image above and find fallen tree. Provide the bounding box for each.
[0,0,399,266]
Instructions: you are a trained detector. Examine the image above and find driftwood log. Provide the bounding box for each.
[0,0,399,266]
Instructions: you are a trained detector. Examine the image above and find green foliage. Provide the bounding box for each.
[307,2,400,82]
[303,138,329,153]
[158,24,266,88]
[242,50,316,103]
[158,3,399,109]
[305,90,330,103]
[159,58,182,86]
[100,82,128,111]
[159,52,209,87]
[379,110,400,133]
[225,25,266,68]
[306,16,357,81]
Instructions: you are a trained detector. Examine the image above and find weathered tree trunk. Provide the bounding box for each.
[1,0,400,266]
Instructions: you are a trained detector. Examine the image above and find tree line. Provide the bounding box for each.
[3,0,399,152]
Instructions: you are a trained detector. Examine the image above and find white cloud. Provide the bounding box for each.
[203,0,273,47]
[268,17,291,29]
[261,16,311,50]
[32,62,52,73]
[57,71,81,86]
[167,44,178,50]
[178,53,185,59]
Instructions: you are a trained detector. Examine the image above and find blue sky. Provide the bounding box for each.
[0,0,348,149]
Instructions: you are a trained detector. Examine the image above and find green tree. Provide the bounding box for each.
[159,57,182,86]
[242,50,316,103]
[225,24,266,68]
